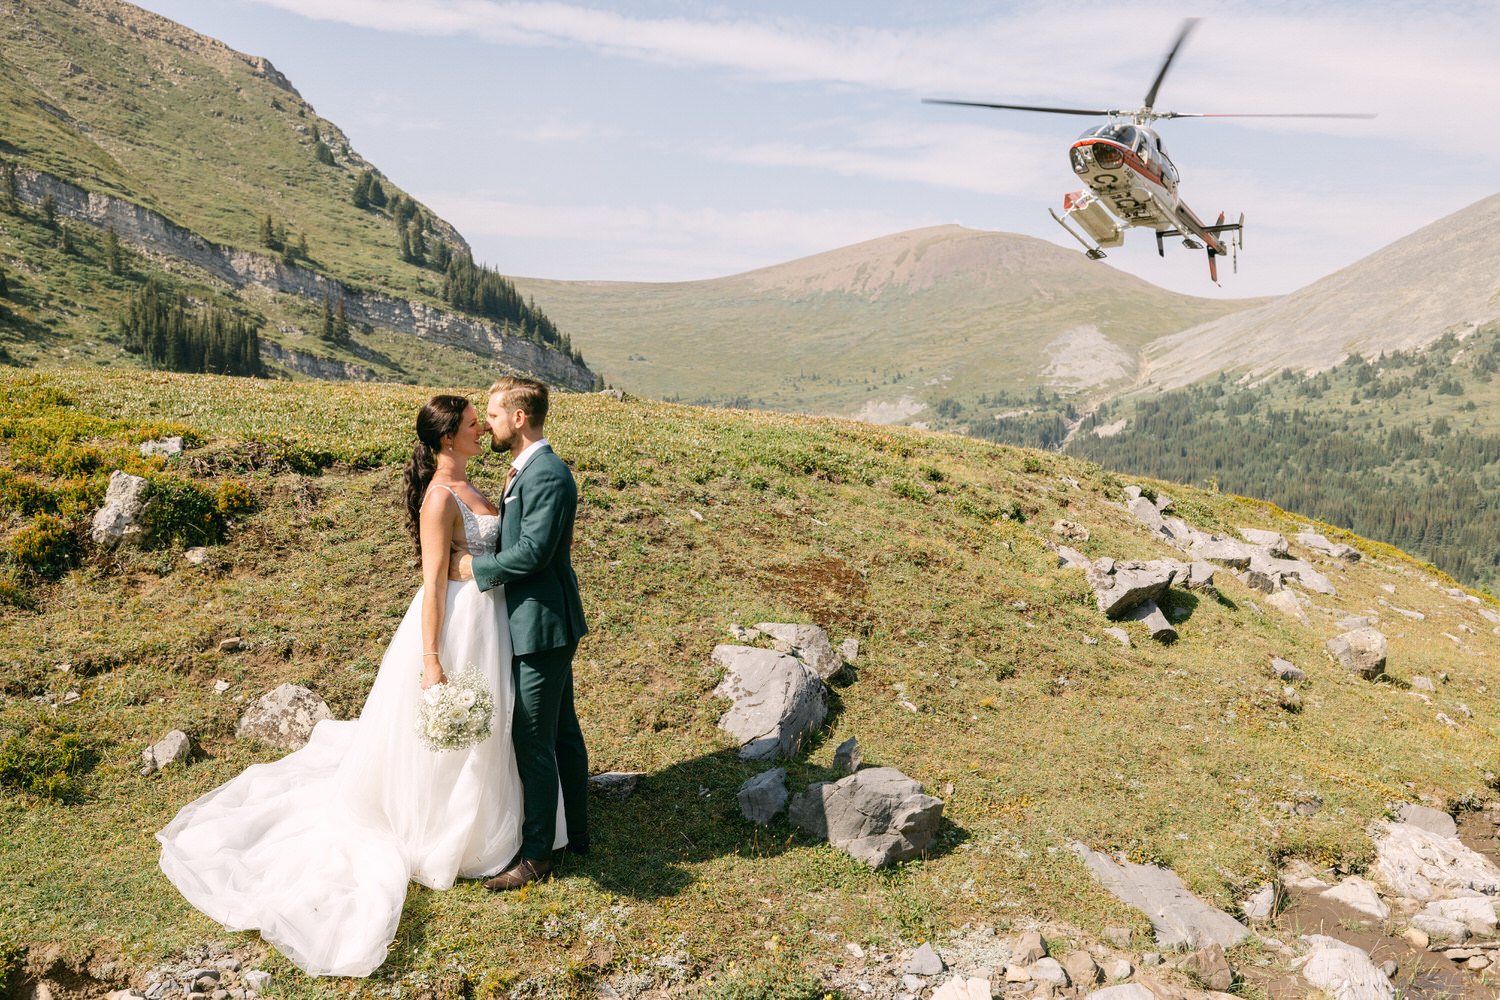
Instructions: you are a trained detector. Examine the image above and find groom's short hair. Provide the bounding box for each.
[490,376,549,428]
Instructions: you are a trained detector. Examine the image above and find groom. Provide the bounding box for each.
[451,376,589,890]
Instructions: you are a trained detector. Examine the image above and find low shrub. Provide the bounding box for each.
[214,479,259,519]
[8,513,77,577]
[147,476,223,547]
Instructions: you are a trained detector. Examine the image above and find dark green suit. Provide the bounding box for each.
[471,443,588,858]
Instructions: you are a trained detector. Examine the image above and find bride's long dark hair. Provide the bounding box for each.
[403,394,471,556]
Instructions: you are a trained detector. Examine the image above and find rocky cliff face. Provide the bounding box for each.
[16,169,595,389]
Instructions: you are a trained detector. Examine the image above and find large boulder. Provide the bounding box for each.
[1071,842,1252,949]
[90,471,155,549]
[235,683,333,750]
[1325,628,1387,679]
[1087,559,1179,619]
[712,645,827,761]
[1187,536,1254,570]
[1397,803,1457,839]
[1239,528,1289,556]
[754,623,844,681]
[1126,600,1177,643]
[789,767,943,867]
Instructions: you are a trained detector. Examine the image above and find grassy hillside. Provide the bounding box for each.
[513,226,1257,421]
[5,370,1500,999]
[0,0,586,387]
[1070,321,1500,592]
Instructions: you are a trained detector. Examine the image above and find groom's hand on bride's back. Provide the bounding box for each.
[448,541,474,582]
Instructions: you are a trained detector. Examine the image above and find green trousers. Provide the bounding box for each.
[512,642,588,859]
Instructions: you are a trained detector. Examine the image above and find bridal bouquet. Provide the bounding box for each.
[416,665,494,752]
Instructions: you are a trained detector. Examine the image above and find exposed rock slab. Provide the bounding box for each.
[1320,876,1389,920]
[789,767,943,867]
[1296,531,1362,562]
[1071,842,1252,949]
[712,644,828,761]
[1397,803,1457,839]
[235,683,332,750]
[588,771,646,800]
[1187,537,1253,570]
[1374,820,1500,900]
[1239,528,1288,556]
[1126,600,1177,642]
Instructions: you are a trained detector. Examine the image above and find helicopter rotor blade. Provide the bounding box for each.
[1160,111,1378,119]
[922,98,1118,117]
[1142,17,1200,112]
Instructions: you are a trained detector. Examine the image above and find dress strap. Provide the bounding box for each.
[421,483,459,511]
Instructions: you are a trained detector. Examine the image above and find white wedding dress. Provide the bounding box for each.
[158,488,563,977]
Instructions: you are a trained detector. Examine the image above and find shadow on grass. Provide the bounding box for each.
[560,734,970,902]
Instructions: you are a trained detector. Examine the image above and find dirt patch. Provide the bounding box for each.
[751,555,868,631]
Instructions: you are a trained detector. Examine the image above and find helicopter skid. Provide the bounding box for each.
[1052,190,1123,260]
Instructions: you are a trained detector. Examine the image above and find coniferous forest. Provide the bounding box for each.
[119,280,264,378]
[1065,325,1500,591]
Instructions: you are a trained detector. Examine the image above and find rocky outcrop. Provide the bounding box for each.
[1326,628,1387,680]
[789,767,943,867]
[12,169,594,389]
[258,341,381,381]
[91,471,155,549]
[235,683,333,750]
[1086,559,1178,619]
[1071,842,1252,949]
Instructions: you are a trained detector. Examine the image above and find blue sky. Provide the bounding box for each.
[133,0,1499,299]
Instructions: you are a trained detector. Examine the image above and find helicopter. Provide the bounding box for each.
[924,19,1373,282]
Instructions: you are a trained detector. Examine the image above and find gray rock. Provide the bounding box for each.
[1397,803,1457,838]
[789,767,943,867]
[90,470,155,549]
[1103,627,1131,647]
[754,623,844,681]
[1184,561,1217,594]
[901,973,924,991]
[1014,930,1047,964]
[1153,491,1174,513]
[1188,536,1254,570]
[184,547,211,566]
[1101,926,1132,949]
[1057,545,1092,570]
[241,973,271,993]
[1410,913,1470,942]
[1250,552,1336,594]
[904,942,944,976]
[1100,958,1133,982]
[139,436,184,458]
[1027,958,1069,986]
[1071,842,1252,949]
[839,637,859,662]
[1278,686,1302,711]
[589,771,647,800]
[1294,936,1393,1000]
[833,736,862,773]
[1126,497,1178,544]
[1087,560,1179,619]
[1270,658,1305,682]
[1266,589,1308,623]
[727,624,760,641]
[1242,883,1276,922]
[1321,876,1388,920]
[218,637,242,653]
[140,729,191,776]
[712,645,828,760]
[1238,569,1277,593]
[1125,600,1177,643]
[737,768,788,825]
[1336,615,1374,630]
[1239,528,1289,556]
[1086,985,1152,1000]
[1052,519,1090,541]
[1183,942,1232,991]
[1296,531,1362,563]
[1424,897,1497,934]
[1375,820,1500,899]
[1325,628,1387,680]
[215,959,240,973]
[1124,486,1143,501]
[1411,675,1436,693]
[1062,951,1100,987]
[234,683,333,750]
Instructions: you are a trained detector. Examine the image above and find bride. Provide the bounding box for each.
[157,394,561,977]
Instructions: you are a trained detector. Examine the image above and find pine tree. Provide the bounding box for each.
[431,239,451,270]
[297,232,309,261]
[334,298,349,341]
[352,170,372,209]
[314,141,335,166]
[320,293,335,341]
[273,218,287,251]
[105,227,124,276]
[408,220,426,265]
[259,214,278,250]
[1,162,15,212]
[310,123,321,143]
[41,193,56,228]
[399,226,412,262]
[369,177,386,208]
[0,266,8,299]
[59,221,73,254]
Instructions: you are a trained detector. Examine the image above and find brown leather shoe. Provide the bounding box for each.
[483,856,553,891]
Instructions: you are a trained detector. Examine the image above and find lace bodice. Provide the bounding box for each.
[426,485,500,556]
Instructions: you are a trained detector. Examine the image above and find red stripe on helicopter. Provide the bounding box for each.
[1072,139,1168,188]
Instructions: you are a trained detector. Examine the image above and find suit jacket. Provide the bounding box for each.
[471,444,588,656]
